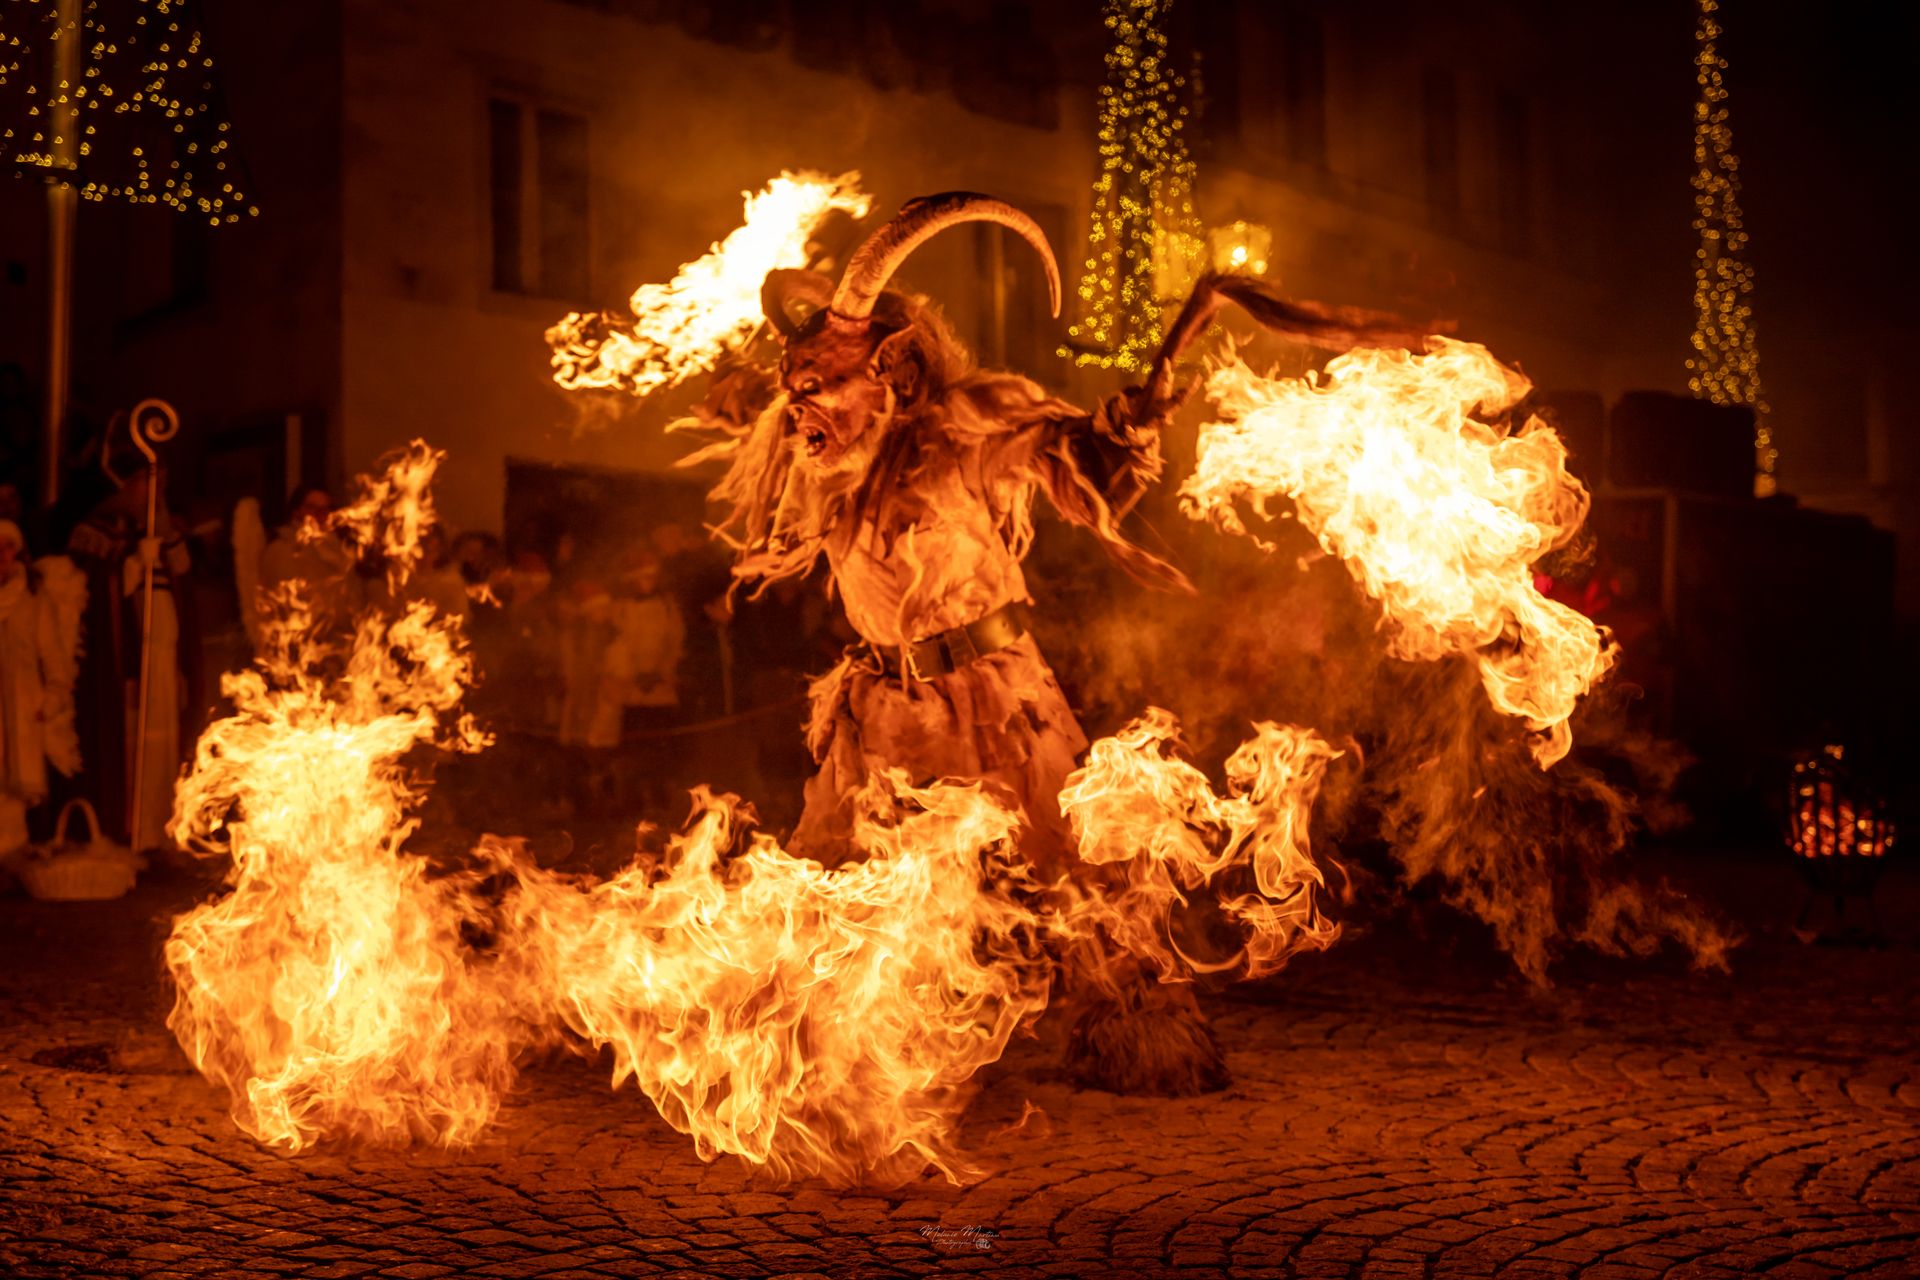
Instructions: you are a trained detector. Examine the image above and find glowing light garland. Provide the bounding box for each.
[1686,0,1769,493]
[1060,0,1203,372]
[0,0,256,223]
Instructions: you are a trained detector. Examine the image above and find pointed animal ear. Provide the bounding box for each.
[870,324,922,401]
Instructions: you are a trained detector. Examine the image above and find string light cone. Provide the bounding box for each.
[1060,0,1203,372]
[1685,0,1770,494]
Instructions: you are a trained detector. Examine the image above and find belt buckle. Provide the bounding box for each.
[904,638,941,682]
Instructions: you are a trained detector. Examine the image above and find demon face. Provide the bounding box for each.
[779,311,914,473]
[761,193,1062,474]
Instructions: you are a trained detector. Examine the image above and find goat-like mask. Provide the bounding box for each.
[762,193,1061,472]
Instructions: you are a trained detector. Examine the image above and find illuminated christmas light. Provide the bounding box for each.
[1060,0,1203,372]
[1686,0,1769,493]
[0,0,255,221]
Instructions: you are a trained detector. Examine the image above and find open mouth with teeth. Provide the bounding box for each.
[791,405,834,458]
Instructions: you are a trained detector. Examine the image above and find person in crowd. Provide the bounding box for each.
[449,533,508,710]
[0,522,85,859]
[452,531,506,593]
[0,483,41,583]
[447,542,564,824]
[370,525,471,626]
[67,464,195,850]
[414,527,474,623]
[612,549,686,814]
[734,568,843,698]
[448,532,508,659]
[727,567,848,802]
[549,528,582,595]
[258,484,363,643]
[482,547,562,730]
[615,550,686,726]
[653,521,733,717]
[555,574,624,815]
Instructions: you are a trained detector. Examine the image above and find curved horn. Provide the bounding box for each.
[761,269,835,341]
[831,192,1061,321]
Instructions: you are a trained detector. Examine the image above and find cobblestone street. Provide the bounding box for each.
[3,857,1917,1280]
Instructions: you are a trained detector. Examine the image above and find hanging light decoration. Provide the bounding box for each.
[1,0,257,224]
[1685,0,1768,494]
[1060,0,1203,372]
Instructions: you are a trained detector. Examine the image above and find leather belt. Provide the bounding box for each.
[871,601,1030,682]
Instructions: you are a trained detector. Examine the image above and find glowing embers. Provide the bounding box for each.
[1181,339,1617,768]
[1789,745,1894,860]
[546,170,870,397]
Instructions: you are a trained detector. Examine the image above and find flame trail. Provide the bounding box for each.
[1181,338,1617,767]
[546,170,870,397]
[1056,709,1341,979]
[492,775,1050,1186]
[163,341,1689,1175]
[163,444,1346,1177]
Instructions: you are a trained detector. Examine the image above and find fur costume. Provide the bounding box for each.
[685,195,1221,1093]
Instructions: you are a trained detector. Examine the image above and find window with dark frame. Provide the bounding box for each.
[536,109,590,298]
[488,96,590,299]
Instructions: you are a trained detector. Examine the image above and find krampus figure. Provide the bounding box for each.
[695,193,1405,1093]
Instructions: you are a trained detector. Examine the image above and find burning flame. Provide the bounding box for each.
[163,445,1347,1179]
[546,170,871,397]
[161,442,1094,1185]
[1182,339,1617,767]
[164,443,510,1151]
[1057,709,1341,980]
[491,774,1050,1186]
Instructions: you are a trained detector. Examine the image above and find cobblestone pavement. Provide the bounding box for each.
[2,858,1917,1280]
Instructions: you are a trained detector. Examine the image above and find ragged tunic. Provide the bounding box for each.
[790,374,1177,869]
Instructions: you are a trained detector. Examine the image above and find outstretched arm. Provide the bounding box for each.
[1145,270,1430,405]
[964,375,1197,594]
[1070,377,1202,522]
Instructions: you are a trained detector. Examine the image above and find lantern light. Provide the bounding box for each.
[1208,221,1272,277]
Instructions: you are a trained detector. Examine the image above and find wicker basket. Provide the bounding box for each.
[19,800,140,902]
